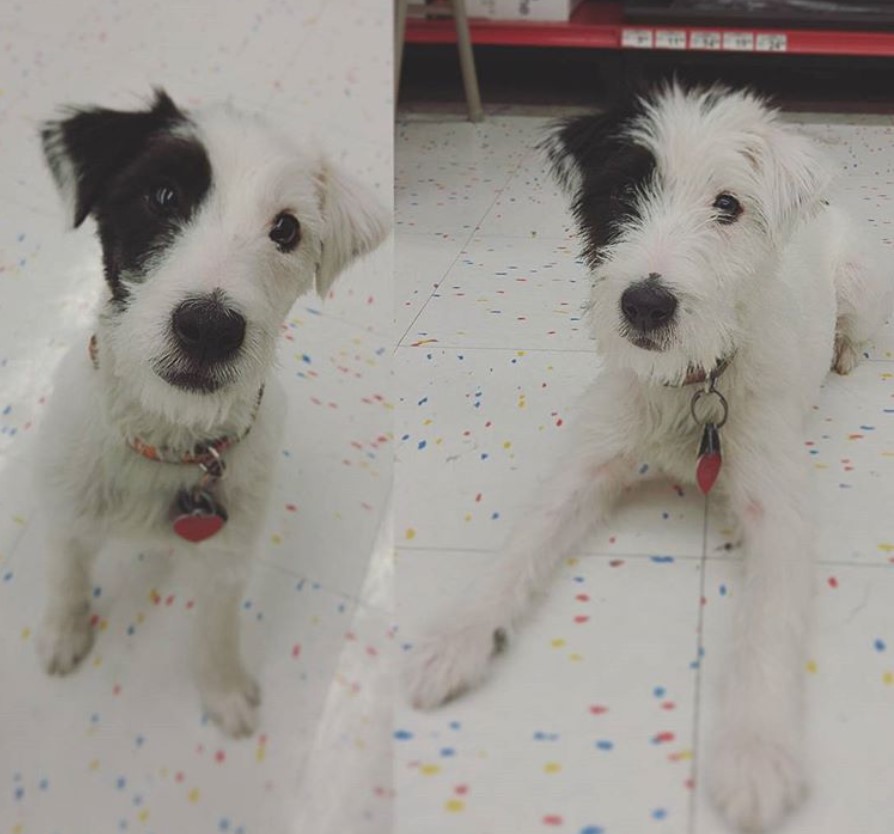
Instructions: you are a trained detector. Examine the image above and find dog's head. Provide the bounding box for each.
[543,83,832,384]
[41,89,389,421]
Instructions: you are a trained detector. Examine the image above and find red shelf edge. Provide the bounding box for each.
[405,2,894,57]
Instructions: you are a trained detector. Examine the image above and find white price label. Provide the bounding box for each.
[723,31,755,51]
[756,33,788,52]
[622,28,654,49]
[689,31,721,50]
[655,30,687,49]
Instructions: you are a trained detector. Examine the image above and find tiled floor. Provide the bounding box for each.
[395,113,894,833]
[0,2,392,834]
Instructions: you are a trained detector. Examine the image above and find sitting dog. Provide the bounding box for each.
[404,85,892,831]
[36,90,389,737]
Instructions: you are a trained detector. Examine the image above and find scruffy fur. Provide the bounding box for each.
[404,85,892,831]
[36,91,389,737]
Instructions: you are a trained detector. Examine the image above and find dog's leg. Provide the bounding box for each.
[709,433,812,832]
[405,449,635,710]
[193,574,260,738]
[832,251,892,374]
[37,534,100,675]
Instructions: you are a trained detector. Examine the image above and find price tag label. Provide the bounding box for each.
[655,30,687,49]
[622,28,654,49]
[723,31,755,51]
[690,31,721,50]
[756,33,788,52]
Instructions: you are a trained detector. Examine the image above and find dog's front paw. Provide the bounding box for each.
[833,334,860,375]
[37,617,95,675]
[404,623,506,710]
[201,674,261,738]
[709,728,807,832]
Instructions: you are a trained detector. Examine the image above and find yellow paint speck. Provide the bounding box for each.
[405,528,416,540]
[550,638,566,648]
[138,810,149,823]
[569,652,583,662]
[188,788,200,803]
[445,799,465,813]
[883,671,893,685]
[544,761,561,773]
[806,659,817,674]
[89,759,100,771]
[21,627,30,641]
[502,441,512,449]
[420,763,441,775]
[878,543,894,554]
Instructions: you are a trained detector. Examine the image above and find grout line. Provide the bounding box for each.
[688,492,711,834]
[395,341,600,354]
[396,543,705,561]
[396,147,541,347]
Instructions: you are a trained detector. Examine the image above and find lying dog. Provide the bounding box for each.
[36,90,389,736]
[404,85,892,831]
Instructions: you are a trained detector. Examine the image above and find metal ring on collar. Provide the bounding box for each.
[199,445,227,480]
[690,388,729,428]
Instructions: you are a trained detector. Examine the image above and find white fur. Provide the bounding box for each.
[404,86,892,832]
[37,102,389,737]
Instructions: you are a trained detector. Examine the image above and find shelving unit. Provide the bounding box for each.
[405,0,894,57]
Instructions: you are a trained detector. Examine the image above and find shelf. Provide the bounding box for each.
[405,0,894,57]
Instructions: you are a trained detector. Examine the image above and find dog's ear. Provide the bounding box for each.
[540,108,635,195]
[750,124,832,239]
[314,160,390,299]
[40,89,186,227]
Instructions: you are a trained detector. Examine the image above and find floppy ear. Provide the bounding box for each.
[314,160,390,299]
[40,89,185,227]
[750,124,832,240]
[539,107,637,195]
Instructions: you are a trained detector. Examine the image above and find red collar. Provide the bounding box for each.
[673,354,734,387]
[88,334,262,465]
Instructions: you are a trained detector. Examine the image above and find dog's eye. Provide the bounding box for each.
[713,193,742,224]
[269,212,301,252]
[148,183,179,213]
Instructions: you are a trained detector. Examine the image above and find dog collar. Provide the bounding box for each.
[674,354,734,387]
[88,334,263,466]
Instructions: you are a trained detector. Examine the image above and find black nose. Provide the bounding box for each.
[620,281,678,332]
[172,296,245,362]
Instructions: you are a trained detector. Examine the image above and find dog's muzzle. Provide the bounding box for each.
[159,292,246,393]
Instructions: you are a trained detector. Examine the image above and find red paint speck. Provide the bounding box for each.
[574,615,589,624]
[575,593,589,602]
[828,576,838,588]
[215,750,225,764]
[455,784,468,795]
[543,814,563,826]
[589,705,608,715]
[291,644,302,659]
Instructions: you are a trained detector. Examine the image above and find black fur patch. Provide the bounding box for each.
[544,105,656,268]
[41,90,212,301]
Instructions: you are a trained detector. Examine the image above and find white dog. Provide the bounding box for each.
[405,84,891,831]
[36,90,389,737]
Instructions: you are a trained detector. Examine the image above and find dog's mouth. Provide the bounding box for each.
[626,332,666,352]
[158,368,225,394]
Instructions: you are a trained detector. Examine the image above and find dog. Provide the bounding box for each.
[35,90,389,737]
[404,84,892,831]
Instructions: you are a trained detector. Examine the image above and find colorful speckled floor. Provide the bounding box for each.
[0,2,392,833]
[395,113,894,833]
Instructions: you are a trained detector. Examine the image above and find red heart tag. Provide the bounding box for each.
[696,452,722,495]
[696,422,722,495]
[173,512,226,542]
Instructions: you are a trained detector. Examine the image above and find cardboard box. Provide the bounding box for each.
[465,0,585,22]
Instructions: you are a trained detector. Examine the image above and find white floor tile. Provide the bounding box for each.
[396,550,703,834]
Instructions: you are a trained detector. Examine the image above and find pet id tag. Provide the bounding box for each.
[696,422,722,495]
[690,382,729,496]
[172,488,228,543]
